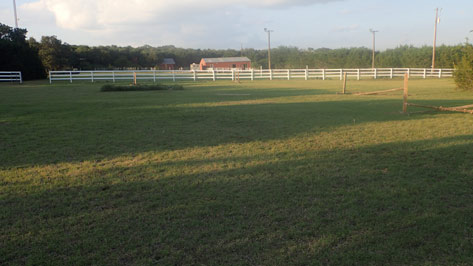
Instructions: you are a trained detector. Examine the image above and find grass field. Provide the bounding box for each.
[1,78,473,265]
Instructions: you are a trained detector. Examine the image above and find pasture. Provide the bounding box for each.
[1,79,472,265]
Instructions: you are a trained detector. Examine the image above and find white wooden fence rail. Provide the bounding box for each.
[0,71,22,83]
[49,68,454,83]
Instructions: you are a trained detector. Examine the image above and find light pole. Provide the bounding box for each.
[264,28,273,70]
[13,0,19,28]
[370,29,378,69]
[432,8,441,69]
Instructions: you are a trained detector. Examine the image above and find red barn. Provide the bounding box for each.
[199,57,251,70]
[160,58,176,70]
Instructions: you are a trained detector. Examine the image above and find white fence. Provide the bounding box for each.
[0,71,22,83]
[49,68,454,83]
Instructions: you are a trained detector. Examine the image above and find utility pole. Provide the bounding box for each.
[264,28,273,70]
[370,29,378,69]
[13,0,19,28]
[432,8,441,69]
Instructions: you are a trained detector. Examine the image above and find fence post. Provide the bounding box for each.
[212,69,216,81]
[374,68,377,79]
[287,69,290,80]
[357,69,360,80]
[305,67,308,81]
[390,68,393,79]
[342,72,347,94]
[407,68,410,78]
[232,69,235,81]
[403,73,409,114]
[113,71,115,83]
[70,71,72,83]
[423,68,426,79]
[322,69,325,80]
[49,71,52,84]
[340,69,343,80]
[251,69,254,81]
[439,69,442,78]
[153,71,156,83]
[193,70,196,81]
[270,69,273,80]
[91,71,94,83]
[173,71,176,82]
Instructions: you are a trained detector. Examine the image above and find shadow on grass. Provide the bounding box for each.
[3,94,473,168]
[1,135,472,265]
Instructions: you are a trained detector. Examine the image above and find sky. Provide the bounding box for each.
[1,0,472,50]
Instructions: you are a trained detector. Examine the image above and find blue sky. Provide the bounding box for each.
[1,0,472,50]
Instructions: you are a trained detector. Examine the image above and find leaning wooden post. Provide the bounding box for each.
[403,73,409,113]
[342,72,347,94]
[133,72,137,85]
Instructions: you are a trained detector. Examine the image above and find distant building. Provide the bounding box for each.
[199,57,251,70]
[190,63,200,71]
[160,58,176,70]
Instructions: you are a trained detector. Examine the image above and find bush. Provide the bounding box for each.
[100,84,183,92]
[454,44,473,91]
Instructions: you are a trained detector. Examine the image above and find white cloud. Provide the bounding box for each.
[22,0,343,31]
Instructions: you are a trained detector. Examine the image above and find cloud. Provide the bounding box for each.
[22,0,343,31]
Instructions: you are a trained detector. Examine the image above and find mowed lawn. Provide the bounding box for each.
[1,78,472,265]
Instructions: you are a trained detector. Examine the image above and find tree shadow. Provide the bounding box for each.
[1,135,472,264]
[3,93,473,168]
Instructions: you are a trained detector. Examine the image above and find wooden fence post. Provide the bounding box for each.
[133,72,137,85]
[91,71,94,83]
[251,69,254,81]
[113,71,116,83]
[403,73,409,113]
[287,69,290,80]
[70,71,72,83]
[342,72,347,94]
[212,69,216,81]
[322,69,325,80]
[423,68,426,79]
[193,70,196,81]
[340,69,343,80]
[305,66,308,81]
[357,69,360,80]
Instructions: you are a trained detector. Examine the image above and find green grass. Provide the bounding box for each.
[101,83,184,92]
[1,78,472,265]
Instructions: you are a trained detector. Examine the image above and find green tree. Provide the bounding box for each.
[38,36,73,71]
[0,22,45,79]
[454,43,473,91]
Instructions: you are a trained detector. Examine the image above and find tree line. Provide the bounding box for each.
[0,22,471,80]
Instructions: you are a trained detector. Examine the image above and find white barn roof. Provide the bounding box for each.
[202,57,251,63]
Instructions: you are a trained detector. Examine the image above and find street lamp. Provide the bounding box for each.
[264,28,274,70]
[369,29,379,69]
